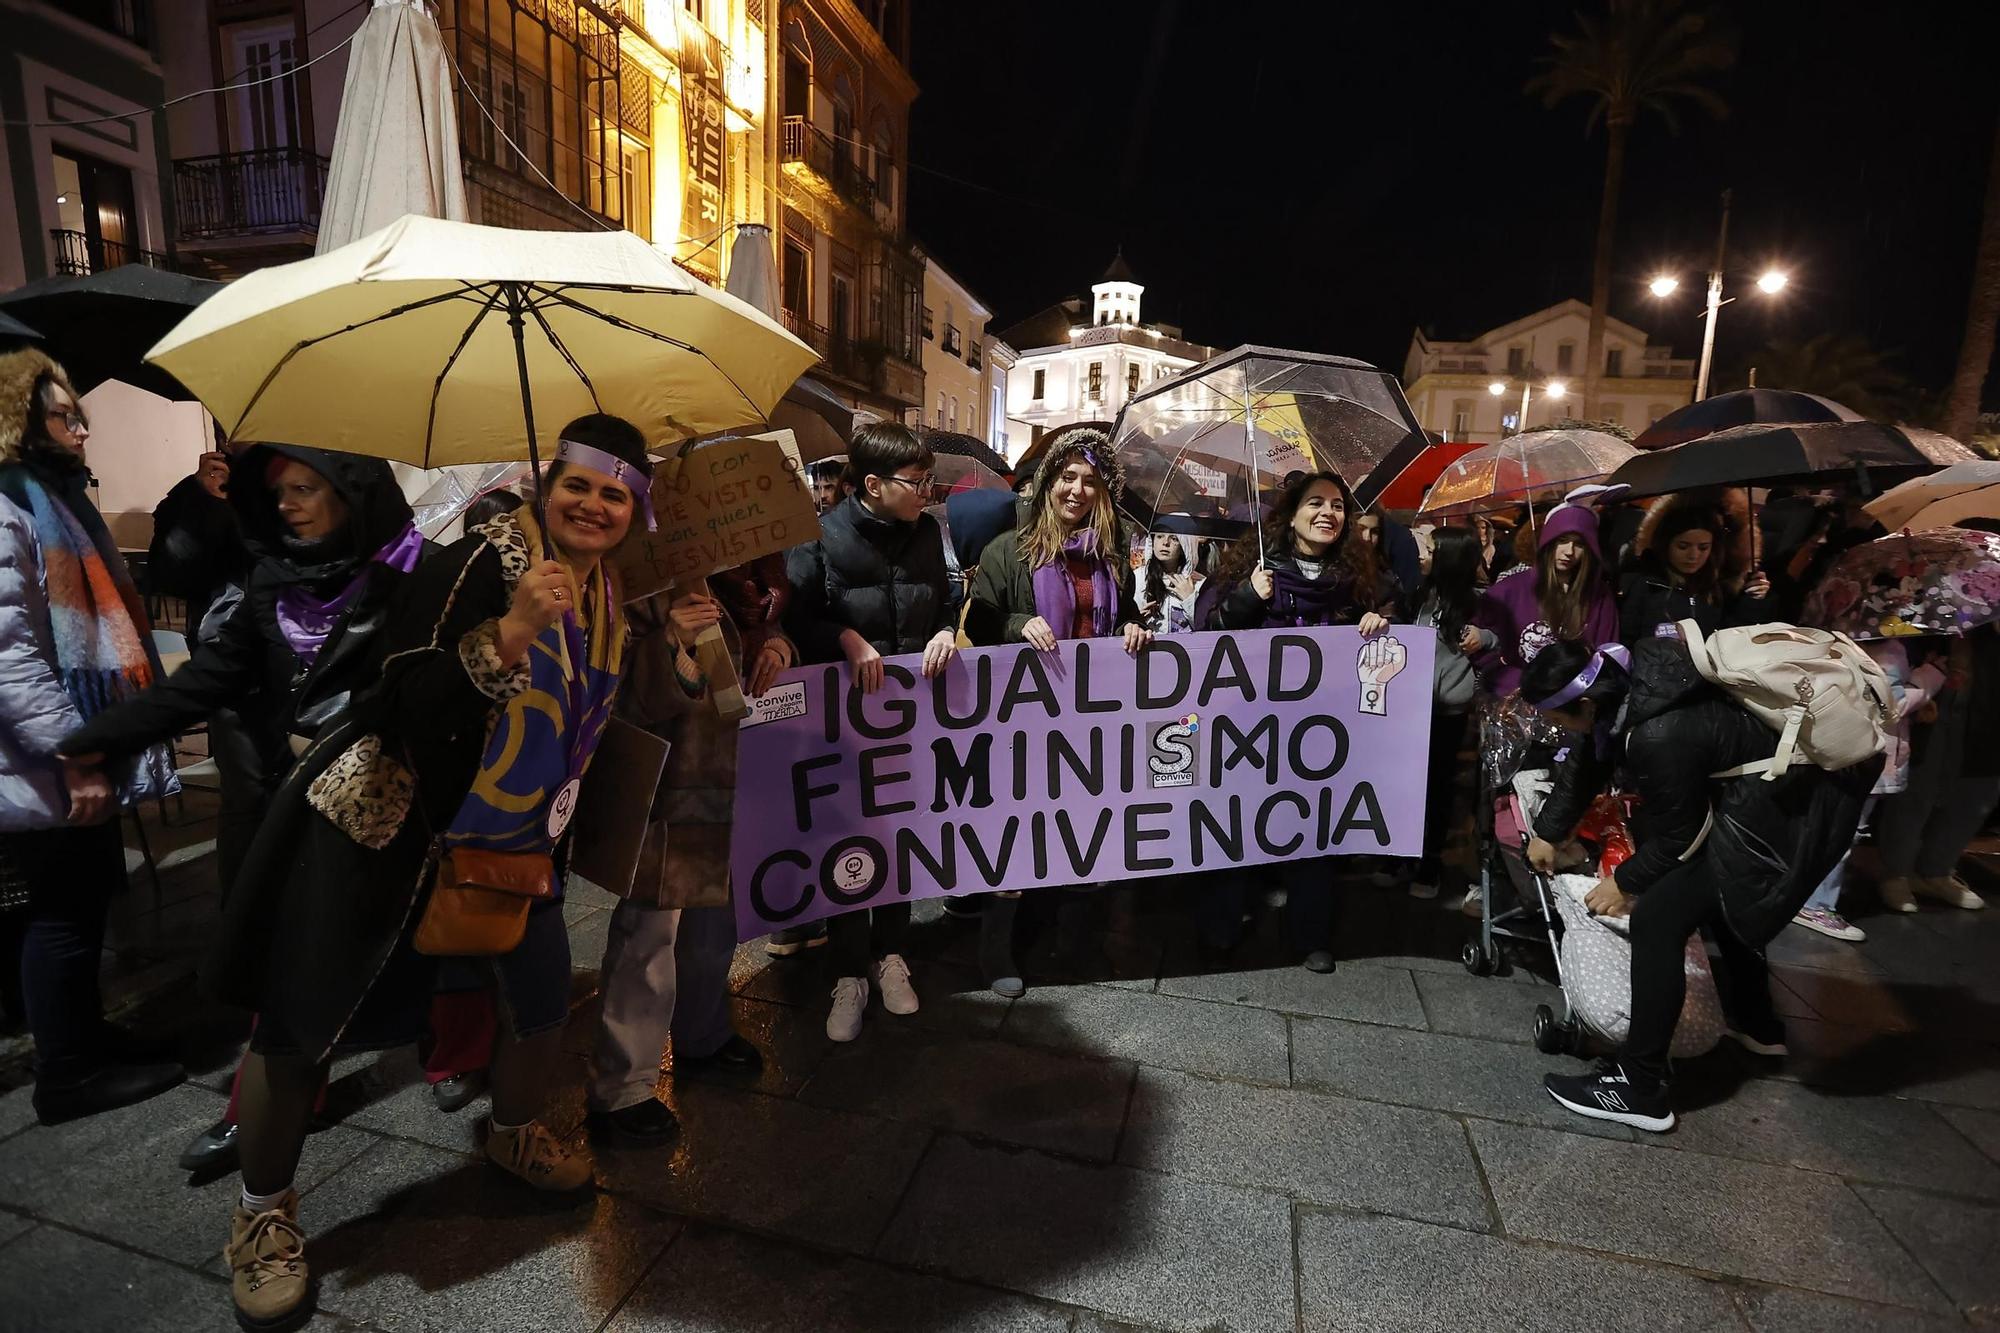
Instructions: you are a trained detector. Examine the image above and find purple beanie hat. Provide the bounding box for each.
[1537,504,1602,559]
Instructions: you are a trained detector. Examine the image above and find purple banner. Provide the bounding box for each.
[730,626,1436,936]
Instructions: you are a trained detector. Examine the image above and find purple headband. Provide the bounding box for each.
[1534,642,1631,710]
[554,437,655,531]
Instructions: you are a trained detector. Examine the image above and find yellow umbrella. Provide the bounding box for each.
[145,214,817,469]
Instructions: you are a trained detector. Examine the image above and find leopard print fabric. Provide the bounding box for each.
[463,514,533,701]
[306,732,416,850]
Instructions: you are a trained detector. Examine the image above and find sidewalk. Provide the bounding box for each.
[1,850,1996,1331]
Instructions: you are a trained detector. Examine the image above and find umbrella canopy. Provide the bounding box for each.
[0,310,41,344]
[1803,527,2000,640]
[917,427,1011,481]
[1865,460,2000,533]
[145,214,817,467]
[1633,388,1863,450]
[315,0,469,254]
[1375,440,1477,511]
[1606,421,1975,501]
[410,461,530,538]
[0,264,222,399]
[1418,429,1636,518]
[1112,344,1429,540]
[720,225,850,462]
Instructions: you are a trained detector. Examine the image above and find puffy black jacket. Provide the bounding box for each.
[148,473,246,630]
[785,495,951,661]
[1616,566,1765,645]
[1611,637,1879,947]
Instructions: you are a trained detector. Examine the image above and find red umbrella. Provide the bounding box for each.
[1374,440,1478,511]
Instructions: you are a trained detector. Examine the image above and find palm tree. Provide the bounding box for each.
[1727,333,1918,423]
[1528,0,1737,418]
[1944,112,2000,442]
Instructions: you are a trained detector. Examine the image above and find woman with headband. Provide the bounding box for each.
[183,413,653,1333]
[1517,636,1878,1133]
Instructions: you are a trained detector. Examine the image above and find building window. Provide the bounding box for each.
[968,341,982,371]
[1556,342,1575,373]
[781,238,811,328]
[1087,362,1103,401]
[1451,400,1472,439]
[921,306,934,340]
[935,391,945,427]
[948,395,958,430]
[1032,368,1046,400]
[782,23,810,120]
[1606,348,1625,377]
[943,325,962,356]
[1127,363,1141,395]
[1506,345,1525,373]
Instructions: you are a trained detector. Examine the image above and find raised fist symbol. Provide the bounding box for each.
[1357,635,1407,717]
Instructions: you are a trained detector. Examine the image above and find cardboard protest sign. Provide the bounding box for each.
[618,429,819,603]
[568,718,670,896]
[729,626,1435,936]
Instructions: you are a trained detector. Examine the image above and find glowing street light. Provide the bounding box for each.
[1648,275,1680,298]
[1646,191,1792,400]
[1545,380,1568,401]
[1487,381,1507,396]
[1756,270,1789,294]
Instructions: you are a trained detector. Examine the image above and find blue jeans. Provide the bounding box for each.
[1802,796,1877,913]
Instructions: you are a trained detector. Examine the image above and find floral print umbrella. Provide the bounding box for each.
[1804,527,2000,640]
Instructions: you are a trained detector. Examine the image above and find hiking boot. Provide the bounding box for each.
[226,1191,311,1331]
[1878,876,1918,914]
[873,954,920,1016]
[485,1119,594,1191]
[827,977,869,1042]
[1916,875,1987,910]
[1544,1060,1676,1133]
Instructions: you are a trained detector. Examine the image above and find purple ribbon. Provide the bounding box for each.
[555,437,655,530]
[275,521,425,664]
[1533,642,1631,709]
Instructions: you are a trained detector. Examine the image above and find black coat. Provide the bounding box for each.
[1212,555,1402,631]
[147,473,245,631]
[1616,566,1766,646]
[67,445,415,782]
[1611,637,1879,948]
[202,526,525,1060]
[786,495,951,661]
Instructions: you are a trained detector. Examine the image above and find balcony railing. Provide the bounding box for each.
[50,229,179,277]
[174,148,330,240]
[780,116,877,215]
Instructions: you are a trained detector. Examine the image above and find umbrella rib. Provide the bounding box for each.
[223,285,496,441]
[524,301,604,414]
[420,285,510,469]
[531,285,767,425]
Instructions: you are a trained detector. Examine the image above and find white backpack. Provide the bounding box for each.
[1677,621,1894,781]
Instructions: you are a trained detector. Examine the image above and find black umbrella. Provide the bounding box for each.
[1607,421,1975,501]
[0,310,42,345]
[769,374,855,461]
[0,265,222,399]
[1632,388,1862,450]
[916,427,1012,480]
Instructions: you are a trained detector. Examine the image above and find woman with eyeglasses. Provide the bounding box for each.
[785,423,957,1040]
[0,349,185,1124]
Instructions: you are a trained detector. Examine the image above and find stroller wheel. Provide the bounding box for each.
[1561,1015,1586,1055]
[1462,939,1498,977]
[1533,1004,1562,1054]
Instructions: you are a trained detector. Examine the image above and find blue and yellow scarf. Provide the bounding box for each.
[442,509,626,866]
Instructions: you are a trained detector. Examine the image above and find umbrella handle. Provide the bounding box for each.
[506,288,557,561]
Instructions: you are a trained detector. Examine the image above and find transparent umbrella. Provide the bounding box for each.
[1418,429,1637,518]
[1112,345,1429,556]
[410,462,530,539]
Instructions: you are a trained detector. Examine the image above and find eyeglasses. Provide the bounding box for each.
[881,473,935,493]
[45,408,86,434]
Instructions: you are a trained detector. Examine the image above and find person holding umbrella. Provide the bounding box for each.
[965,426,1149,995]
[1205,470,1400,966]
[1617,494,1770,645]
[136,414,649,1333]
[0,348,184,1125]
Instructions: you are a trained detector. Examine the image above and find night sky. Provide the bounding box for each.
[908,1,1999,402]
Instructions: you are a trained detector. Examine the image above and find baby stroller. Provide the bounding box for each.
[1462,784,1589,1055]
[1461,694,1568,979]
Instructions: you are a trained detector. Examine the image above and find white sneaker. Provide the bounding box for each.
[873,954,920,1015]
[1406,880,1440,900]
[1917,875,1987,910]
[1878,876,1918,914]
[827,977,869,1042]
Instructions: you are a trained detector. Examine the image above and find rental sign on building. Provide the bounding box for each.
[729,626,1435,934]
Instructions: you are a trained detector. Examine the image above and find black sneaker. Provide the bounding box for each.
[587,1098,680,1147]
[674,1033,763,1075]
[1724,1018,1788,1057]
[1543,1060,1676,1133]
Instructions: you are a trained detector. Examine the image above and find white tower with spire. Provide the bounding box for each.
[1091,250,1143,326]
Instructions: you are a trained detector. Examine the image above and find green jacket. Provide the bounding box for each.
[965,528,1142,647]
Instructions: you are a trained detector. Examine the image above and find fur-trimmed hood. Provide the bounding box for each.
[0,348,76,465]
[1632,488,1755,583]
[1027,425,1125,510]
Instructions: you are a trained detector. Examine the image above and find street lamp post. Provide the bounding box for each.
[1653,188,1790,402]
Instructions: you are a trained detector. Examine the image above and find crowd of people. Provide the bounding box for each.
[0,337,1991,1326]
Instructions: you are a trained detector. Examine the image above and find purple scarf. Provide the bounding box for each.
[1268,565,1354,628]
[1030,529,1119,639]
[275,522,425,664]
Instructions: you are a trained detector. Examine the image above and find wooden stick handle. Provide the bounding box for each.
[695,624,748,721]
